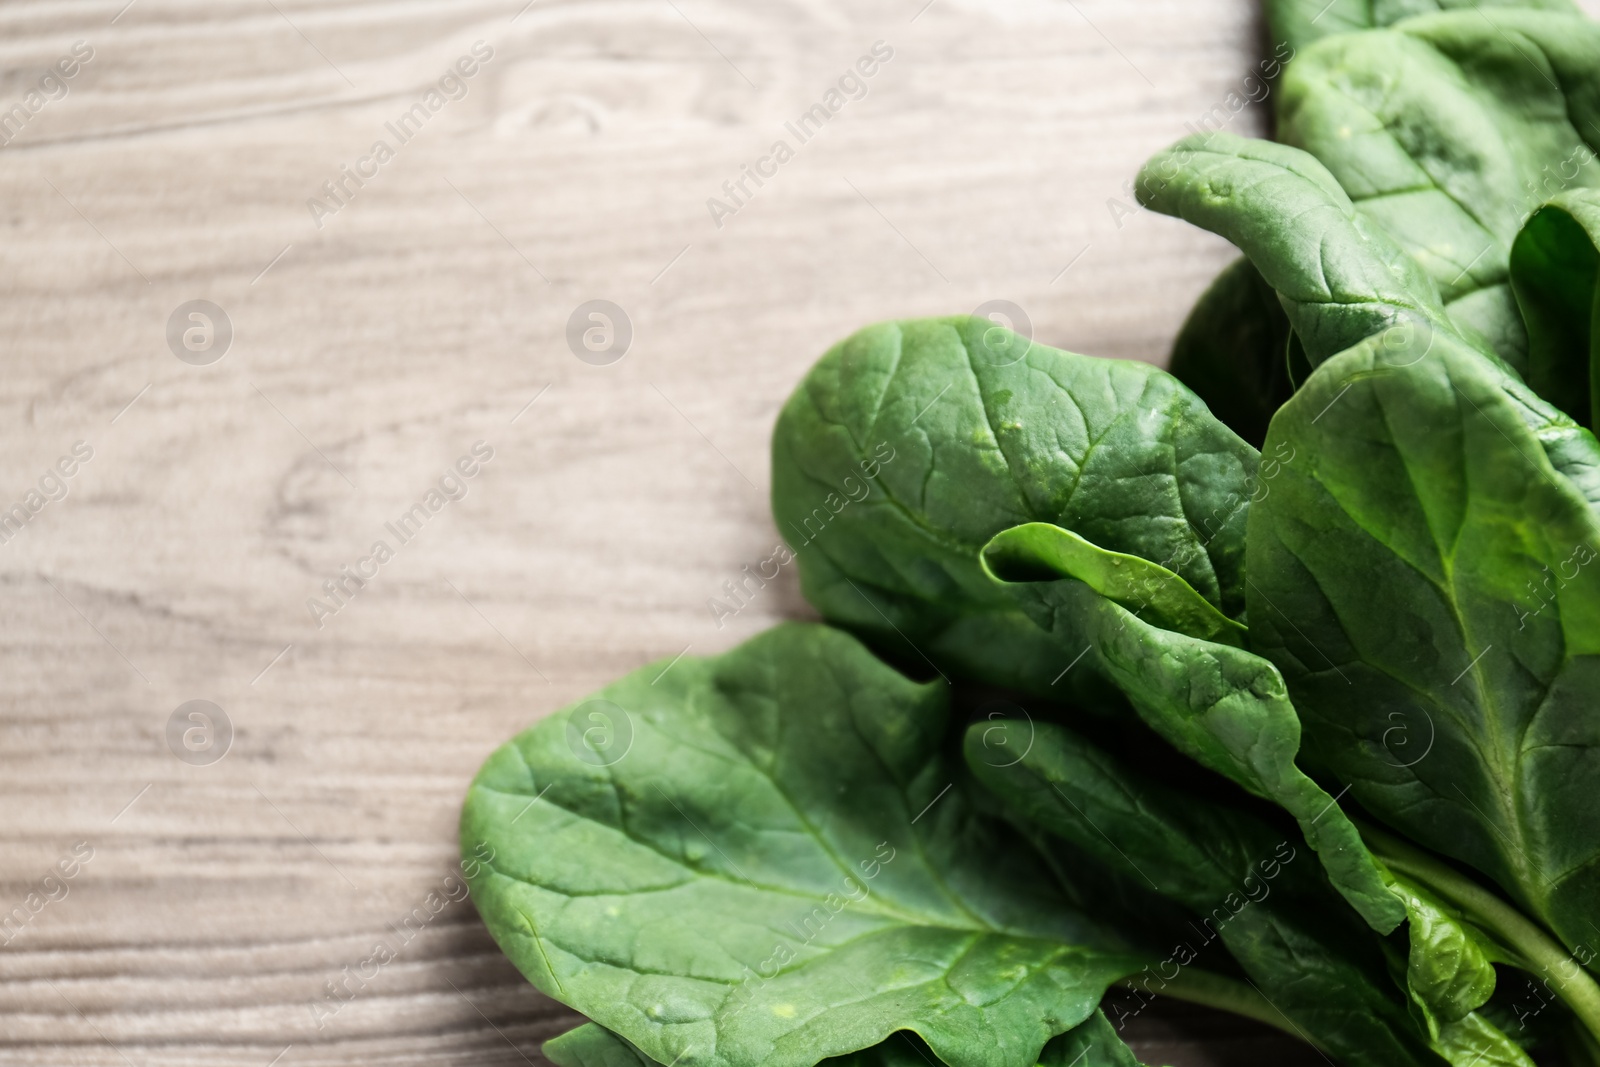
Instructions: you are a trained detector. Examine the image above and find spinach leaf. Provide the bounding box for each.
[979,522,1406,934]
[769,316,1257,698]
[1275,9,1600,376]
[1166,256,1302,447]
[546,1025,658,1067]
[1265,0,1577,52]
[1431,1015,1542,1067]
[1511,188,1600,427]
[1139,126,1600,1047]
[1246,321,1600,972]
[1138,132,1600,509]
[1366,822,1600,1057]
[546,1013,1157,1067]
[1039,1011,1155,1066]
[1377,871,1543,1067]
[1162,5,1600,437]
[460,623,1151,1067]
[544,1024,940,1067]
[1167,4,1599,437]
[965,716,1450,1066]
[985,522,1245,647]
[1138,132,1471,368]
[461,6,1600,1065]
[1387,876,1502,1026]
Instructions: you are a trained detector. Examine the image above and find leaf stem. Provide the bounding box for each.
[1124,967,1327,1052]
[1360,822,1600,1043]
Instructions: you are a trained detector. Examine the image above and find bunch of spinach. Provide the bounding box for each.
[461,2,1600,1063]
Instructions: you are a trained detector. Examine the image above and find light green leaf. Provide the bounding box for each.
[1434,1013,1540,1067]
[983,523,1246,647]
[1373,868,1538,1065]
[546,1013,1159,1067]
[544,1023,940,1067]
[462,624,1147,1067]
[1368,823,1600,1059]
[546,1025,657,1067]
[1389,875,1502,1025]
[1247,323,1600,973]
[1264,0,1577,52]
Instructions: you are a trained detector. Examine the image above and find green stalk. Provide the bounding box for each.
[1361,822,1600,1043]
[1121,967,1327,1052]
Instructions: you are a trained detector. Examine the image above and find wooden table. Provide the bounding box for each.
[5,1,1567,1063]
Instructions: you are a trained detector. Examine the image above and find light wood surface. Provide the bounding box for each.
[6,1,1577,1064]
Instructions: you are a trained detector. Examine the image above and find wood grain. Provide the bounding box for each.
[2,0,1575,1063]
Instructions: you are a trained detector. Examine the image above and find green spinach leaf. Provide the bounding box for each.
[1138,131,1600,510]
[544,1024,942,1067]
[1387,876,1502,1026]
[1246,322,1600,970]
[769,316,1257,698]
[1039,1011,1157,1066]
[1264,0,1577,52]
[546,1025,658,1067]
[1366,823,1600,1056]
[1275,9,1600,375]
[1163,5,1600,437]
[545,1013,1158,1067]
[461,624,1151,1067]
[1363,862,1546,1065]
[983,522,1245,647]
[1138,132,1472,368]
[965,716,1450,1066]
[978,522,1405,934]
[1431,1014,1543,1067]
[1140,129,1600,1049]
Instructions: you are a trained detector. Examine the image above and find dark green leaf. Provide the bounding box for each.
[1137,132,1600,510]
[462,624,1148,1067]
[1039,1011,1155,1067]
[977,526,1406,934]
[1275,9,1600,377]
[1137,132,1470,367]
[1511,188,1600,427]
[964,716,1448,1066]
[1166,256,1300,448]
[1166,5,1599,439]
[769,316,1257,697]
